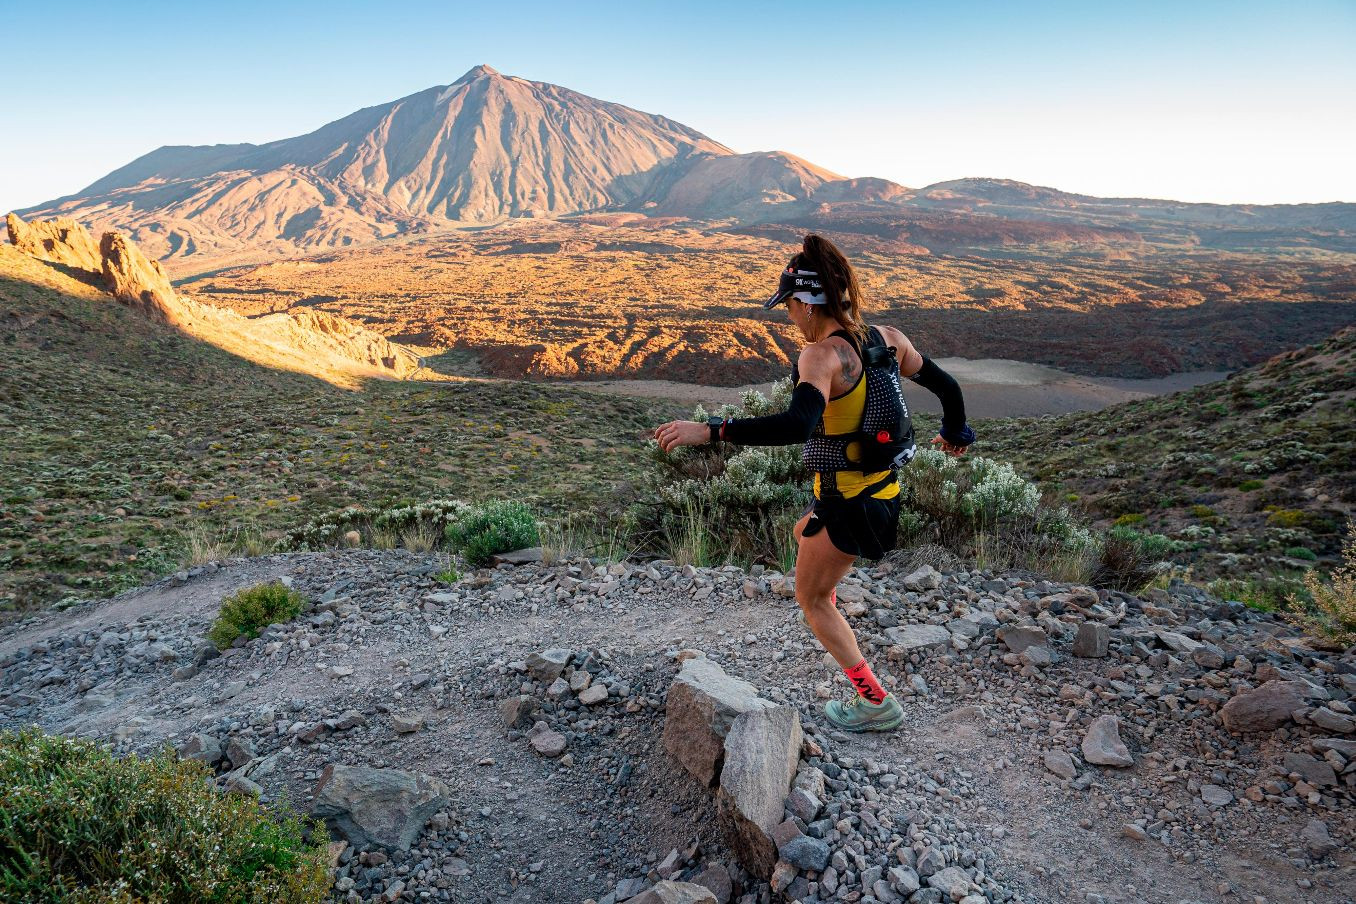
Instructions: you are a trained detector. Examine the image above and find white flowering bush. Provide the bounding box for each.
[625,381,811,566]
[1242,441,1326,475]
[901,449,1106,581]
[282,498,470,550]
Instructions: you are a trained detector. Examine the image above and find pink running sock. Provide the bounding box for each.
[844,659,887,704]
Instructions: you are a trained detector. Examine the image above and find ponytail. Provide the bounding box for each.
[797,234,868,348]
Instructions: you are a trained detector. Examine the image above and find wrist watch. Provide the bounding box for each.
[707,416,724,444]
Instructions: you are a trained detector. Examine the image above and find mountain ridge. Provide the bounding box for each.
[18,65,1356,265]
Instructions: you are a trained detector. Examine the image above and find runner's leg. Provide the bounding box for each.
[794,510,893,710]
[793,510,867,668]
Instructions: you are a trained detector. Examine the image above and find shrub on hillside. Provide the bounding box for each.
[1290,520,1356,646]
[900,449,1098,579]
[283,498,471,550]
[444,499,540,568]
[624,381,810,567]
[208,580,307,650]
[1095,526,1186,592]
[0,727,329,903]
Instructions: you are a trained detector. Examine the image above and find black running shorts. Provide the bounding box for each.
[800,491,902,562]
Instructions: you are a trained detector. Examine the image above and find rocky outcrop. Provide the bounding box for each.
[5,212,101,273]
[99,231,192,325]
[663,656,802,878]
[252,308,419,378]
[312,764,448,851]
[7,214,419,382]
[717,704,803,877]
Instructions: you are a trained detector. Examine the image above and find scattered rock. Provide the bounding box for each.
[627,881,718,904]
[1219,680,1309,733]
[1073,622,1109,658]
[1043,749,1076,780]
[525,648,572,682]
[884,624,952,654]
[311,764,449,851]
[527,721,567,757]
[1081,714,1134,767]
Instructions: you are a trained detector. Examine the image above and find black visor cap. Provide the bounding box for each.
[763,267,824,309]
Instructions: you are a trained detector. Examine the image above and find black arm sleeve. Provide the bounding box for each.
[908,356,976,445]
[720,382,827,446]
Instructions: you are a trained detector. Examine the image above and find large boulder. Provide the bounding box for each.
[717,704,802,878]
[627,881,718,904]
[312,764,448,851]
[1219,680,1308,733]
[997,624,1047,654]
[663,657,772,787]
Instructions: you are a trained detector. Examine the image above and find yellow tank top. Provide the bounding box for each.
[810,367,901,501]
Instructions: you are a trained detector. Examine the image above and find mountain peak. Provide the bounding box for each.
[456,64,500,83]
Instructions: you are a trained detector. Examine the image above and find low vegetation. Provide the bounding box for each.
[1290,521,1356,645]
[208,581,308,650]
[0,727,329,903]
[985,327,1356,591]
[0,246,670,614]
[444,499,541,568]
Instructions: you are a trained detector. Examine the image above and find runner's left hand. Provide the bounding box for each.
[930,434,969,457]
[653,420,708,452]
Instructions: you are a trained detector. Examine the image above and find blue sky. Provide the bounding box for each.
[4,0,1353,209]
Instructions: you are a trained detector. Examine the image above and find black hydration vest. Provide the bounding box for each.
[792,326,916,494]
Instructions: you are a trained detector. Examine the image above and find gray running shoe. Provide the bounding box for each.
[824,692,904,733]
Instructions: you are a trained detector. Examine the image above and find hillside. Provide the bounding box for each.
[0,245,675,612]
[984,327,1356,594]
[6,213,420,386]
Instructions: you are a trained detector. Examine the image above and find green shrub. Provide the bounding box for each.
[0,727,329,903]
[1095,526,1186,592]
[1267,508,1309,528]
[1290,521,1356,645]
[1189,504,1216,519]
[624,382,810,568]
[444,499,540,568]
[1238,479,1266,492]
[208,581,306,650]
[1113,512,1146,527]
[1284,546,1318,561]
[1210,573,1308,613]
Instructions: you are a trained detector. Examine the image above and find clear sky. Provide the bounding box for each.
[3,0,1353,210]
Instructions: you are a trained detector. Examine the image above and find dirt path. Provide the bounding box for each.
[2,550,1351,904]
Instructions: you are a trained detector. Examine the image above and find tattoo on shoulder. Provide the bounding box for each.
[833,343,860,383]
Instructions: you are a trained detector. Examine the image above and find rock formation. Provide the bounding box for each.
[6,212,101,272]
[99,230,191,325]
[6,213,419,382]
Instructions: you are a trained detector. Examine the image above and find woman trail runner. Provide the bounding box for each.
[653,234,975,732]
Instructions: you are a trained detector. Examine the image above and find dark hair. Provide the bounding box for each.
[795,234,868,349]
